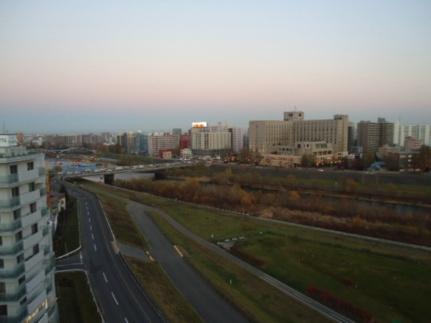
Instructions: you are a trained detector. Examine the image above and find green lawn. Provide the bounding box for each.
[82,182,431,322]
[53,194,80,255]
[125,257,202,323]
[55,272,101,323]
[148,209,329,323]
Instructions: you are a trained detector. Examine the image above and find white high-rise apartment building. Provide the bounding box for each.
[393,122,431,147]
[0,134,57,323]
[249,112,349,157]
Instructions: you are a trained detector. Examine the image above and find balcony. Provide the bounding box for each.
[0,240,23,255]
[0,173,18,185]
[0,263,25,279]
[0,284,26,302]
[0,306,28,323]
[0,197,20,209]
[0,219,22,232]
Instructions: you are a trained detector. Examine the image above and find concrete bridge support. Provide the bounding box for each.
[104,173,115,185]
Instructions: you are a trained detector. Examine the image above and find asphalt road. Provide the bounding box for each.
[65,184,164,323]
[127,202,248,323]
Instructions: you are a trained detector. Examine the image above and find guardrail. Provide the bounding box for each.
[0,197,20,209]
[0,240,23,255]
[0,219,22,232]
[0,174,18,185]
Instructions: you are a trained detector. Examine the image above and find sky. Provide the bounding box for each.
[1,0,430,133]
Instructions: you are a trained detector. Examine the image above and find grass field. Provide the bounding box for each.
[55,272,101,323]
[53,194,80,255]
[82,182,431,322]
[125,257,202,323]
[147,208,329,323]
[82,181,327,322]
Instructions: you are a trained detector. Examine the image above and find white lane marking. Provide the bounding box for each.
[173,245,183,258]
[102,272,108,283]
[91,233,95,240]
[79,253,83,262]
[90,225,93,231]
[88,217,91,223]
[93,244,97,252]
[111,292,119,305]
[124,318,129,323]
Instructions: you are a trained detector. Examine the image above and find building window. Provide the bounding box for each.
[29,182,36,192]
[0,236,2,246]
[0,259,3,269]
[15,231,23,242]
[20,297,27,305]
[0,305,7,317]
[33,244,39,255]
[30,202,37,213]
[11,187,20,197]
[13,209,21,220]
[16,254,24,264]
[18,276,25,285]
[10,165,17,174]
[31,223,38,234]
[0,283,5,294]
[27,162,34,171]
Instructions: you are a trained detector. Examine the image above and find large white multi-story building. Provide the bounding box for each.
[249,111,349,157]
[0,134,57,323]
[191,123,232,156]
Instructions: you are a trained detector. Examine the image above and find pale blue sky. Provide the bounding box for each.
[1,0,430,132]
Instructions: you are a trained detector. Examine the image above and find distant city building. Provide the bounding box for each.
[249,111,349,157]
[260,154,301,168]
[0,134,57,322]
[147,133,179,157]
[393,122,430,147]
[191,123,232,156]
[179,134,191,149]
[404,136,422,152]
[172,128,182,136]
[229,128,244,153]
[135,132,148,155]
[357,118,394,155]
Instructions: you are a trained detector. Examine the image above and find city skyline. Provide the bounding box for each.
[1,0,431,132]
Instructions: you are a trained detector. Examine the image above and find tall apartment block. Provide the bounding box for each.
[249,111,349,157]
[0,134,57,323]
[357,118,394,155]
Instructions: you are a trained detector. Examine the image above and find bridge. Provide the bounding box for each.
[63,161,194,184]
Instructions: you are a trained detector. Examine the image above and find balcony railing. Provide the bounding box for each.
[0,197,20,209]
[0,240,23,255]
[0,306,28,323]
[0,219,22,232]
[0,263,25,279]
[0,284,26,302]
[0,173,18,185]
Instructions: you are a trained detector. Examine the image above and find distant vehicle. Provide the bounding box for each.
[318,168,324,172]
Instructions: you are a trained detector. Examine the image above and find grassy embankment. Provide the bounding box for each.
[55,272,101,323]
[80,183,202,323]
[86,181,431,322]
[53,194,80,255]
[82,181,327,323]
